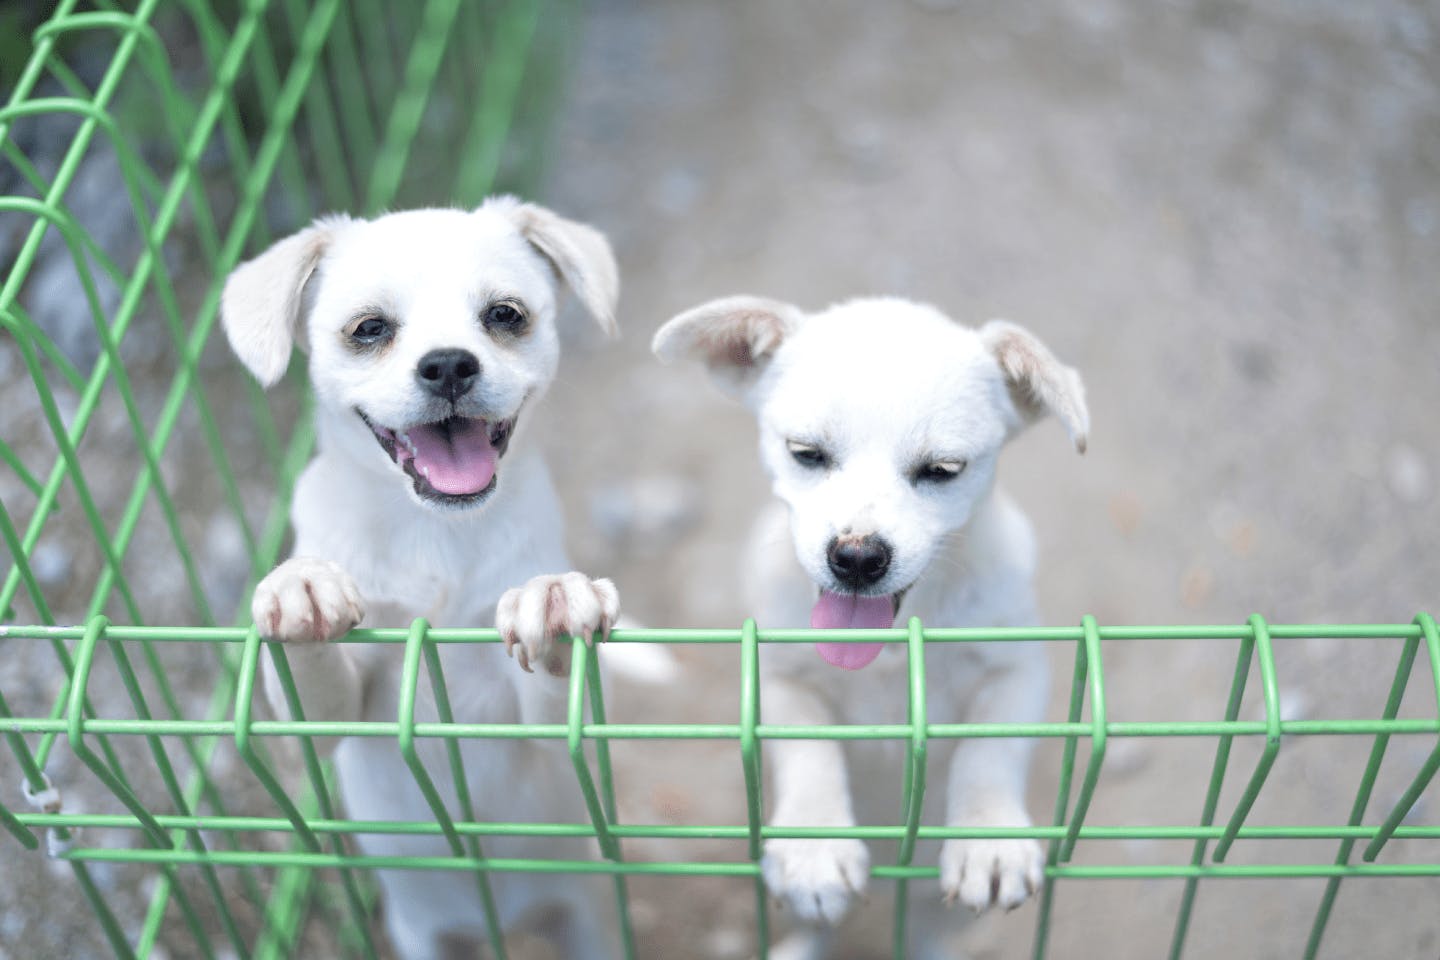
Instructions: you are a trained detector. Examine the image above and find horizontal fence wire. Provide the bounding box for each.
[1,615,1439,959]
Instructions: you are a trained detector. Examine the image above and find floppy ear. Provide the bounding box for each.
[651,295,804,401]
[490,197,620,336]
[980,319,1090,454]
[221,218,346,387]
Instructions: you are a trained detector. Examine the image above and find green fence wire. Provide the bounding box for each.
[3,619,1440,958]
[1,2,1438,959]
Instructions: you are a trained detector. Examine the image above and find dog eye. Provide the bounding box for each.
[916,460,965,483]
[350,316,392,343]
[485,303,526,330]
[787,440,830,469]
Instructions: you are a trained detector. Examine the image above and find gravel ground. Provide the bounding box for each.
[3,2,1439,958]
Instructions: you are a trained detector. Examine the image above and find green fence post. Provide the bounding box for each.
[739,618,771,959]
[1362,613,1440,862]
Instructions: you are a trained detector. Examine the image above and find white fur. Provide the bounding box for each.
[225,199,638,960]
[654,296,1087,958]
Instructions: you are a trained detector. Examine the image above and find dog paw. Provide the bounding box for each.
[251,557,365,643]
[761,837,869,924]
[495,573,619,676]
[939,837,1044,912]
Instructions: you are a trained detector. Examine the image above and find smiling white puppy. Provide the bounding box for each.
[654,296,1087,958]
[223,198,628,959]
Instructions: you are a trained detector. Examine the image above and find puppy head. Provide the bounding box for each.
[222,197,617,511]
[655,296,1086,665]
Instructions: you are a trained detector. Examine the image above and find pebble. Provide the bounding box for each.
[1385,443,1430,504]
[1180,564,1215,609]
[703,926,749,960]
[29,540,72,586]
[1108,492,1142,537]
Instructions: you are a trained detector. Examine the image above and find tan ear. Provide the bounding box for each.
[980,320,1090,453]
[221,217,348,387]
[651,295,804,400]
[488,196,620,336]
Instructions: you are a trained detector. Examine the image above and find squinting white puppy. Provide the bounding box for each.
[223,198,636,960]
[654,296,1087,959]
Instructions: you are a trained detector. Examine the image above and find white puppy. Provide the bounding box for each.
[223,198,628,960]
[654,296,1087,959]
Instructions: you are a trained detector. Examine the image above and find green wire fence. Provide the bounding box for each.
[1,2,1438,959]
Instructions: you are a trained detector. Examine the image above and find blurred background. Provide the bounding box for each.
[2,1,1438,958]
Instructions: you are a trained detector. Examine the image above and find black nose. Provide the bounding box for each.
[827,535,892,589]
[415,348,480,401]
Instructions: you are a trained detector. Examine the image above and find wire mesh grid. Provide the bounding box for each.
[2,2,1439,959]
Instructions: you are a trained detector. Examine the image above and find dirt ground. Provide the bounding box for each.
[530,2,1440,958]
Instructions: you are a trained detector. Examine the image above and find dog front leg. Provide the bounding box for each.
[251,555,366,724]
[938,647,1048,912]
[760,678,869,926]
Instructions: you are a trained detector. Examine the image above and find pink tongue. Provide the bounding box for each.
[405,419,497,495]
[810,590,894,670]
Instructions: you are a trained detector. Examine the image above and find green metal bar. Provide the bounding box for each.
[2,622,1428,644]
[1213,615,1283,861]
[892,616,929,959]
[0,437,44,500]
[1032,628,1091,960]
[449,0,540,203]
[417,620,506,960]
[0,300,85,393]
[14,713,1440,741]
[566,638,619,860]
[398,619,467,856]
[1059,615,1107,861]
[323,1,378,183]
[24,812,1440,845]
[265,642,378,960]
[71,857,139,960]
[363,0,462,212]
[0,493,55,635]
[1362,612,1440,862]
[252,833,318,960]
[12,712,1440,741]
[51,846,1440,880]
[586,641,637,960]
[0,792,37,848]
[0,291,143,625]
[100,631,234,959]
[738,618,770,959]
[1167,622,1260,960]
[64,617,170,847]
[234,627,322,851]
[0,0,169,624]
[1304,617,1426,959]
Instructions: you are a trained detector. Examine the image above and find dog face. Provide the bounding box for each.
[655,296,1087,654]
[222,198,618,511]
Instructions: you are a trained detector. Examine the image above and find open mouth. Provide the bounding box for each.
[810,587,909,671]
[358,410,514,506]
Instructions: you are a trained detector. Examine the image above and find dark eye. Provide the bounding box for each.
[350,316,392,342]
[485,302,526,330]
[787,440,830,469]
[915,460,966,484]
